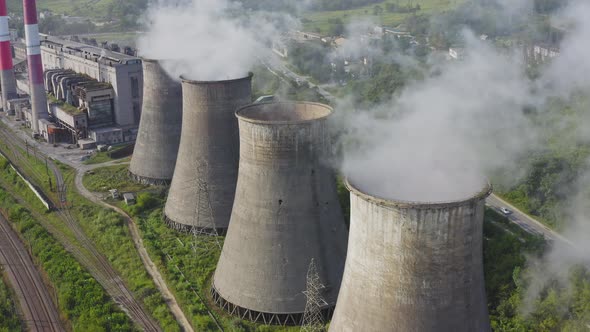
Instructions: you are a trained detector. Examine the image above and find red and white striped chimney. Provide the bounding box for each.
[23,0,47,133]
[0,0,16,113]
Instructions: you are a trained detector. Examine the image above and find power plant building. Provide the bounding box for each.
[212,102,348,325]
[10,34,142,146]
[329,181,492,332]
[164,75,252,232]
[40,34,143,127]
[129,59,182,185]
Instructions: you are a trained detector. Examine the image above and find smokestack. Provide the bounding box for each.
[329,181,492,332]
[129,59,183,185]
[23,0,48,133]
[211,102,348,325]
[0,0,16,113]
[163,75,252,233]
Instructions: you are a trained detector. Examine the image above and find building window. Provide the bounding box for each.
[133,102,141,124]
[130,76,139,98]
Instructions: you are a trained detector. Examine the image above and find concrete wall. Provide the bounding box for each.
[49,103,87,129]
[129,59,183,185]
[164,75,252,232]
[212,102,348,324]
[329,182,492,332]
[89,127,123,145]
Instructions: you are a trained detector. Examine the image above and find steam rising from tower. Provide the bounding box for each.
[0,0,16,113]
[129,59,183,185]
[329,181,492,332]
[23,0,48,133]
[163,75,252,233]
[211,102,348,325]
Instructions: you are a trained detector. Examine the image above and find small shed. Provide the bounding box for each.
[109,189,120,199]
[123,193,136,206]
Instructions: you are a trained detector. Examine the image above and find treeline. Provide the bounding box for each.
[311,0,383,11]
[106,0,148,28]
[498,95,590,230]
[483,210,590,331]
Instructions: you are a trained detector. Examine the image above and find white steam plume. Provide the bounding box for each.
[138,0,297,81]
[339,32,537,202]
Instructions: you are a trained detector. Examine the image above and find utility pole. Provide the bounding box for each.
[301,259,328,332]
[191,163,222,254]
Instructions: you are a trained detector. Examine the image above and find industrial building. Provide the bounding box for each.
[10,33,143,146]
[329,181,492,332]
[164,75,252,233]
[40,34,143,127]
[41,68,124,144]
[129,59,183,185]
[212,102,348,325]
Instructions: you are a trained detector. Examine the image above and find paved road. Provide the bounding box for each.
[0,213,64,332]
[486,194,573,246]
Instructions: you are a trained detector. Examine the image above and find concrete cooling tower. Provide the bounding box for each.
[163,75,252,233]
[329,180,493,332]
[211,102,348,325]
[129,59,183,185]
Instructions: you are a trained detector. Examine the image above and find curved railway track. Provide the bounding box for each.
[0,213,64,332]
[0,126,161,331]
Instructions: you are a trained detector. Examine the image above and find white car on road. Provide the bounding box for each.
[500,207,512,215]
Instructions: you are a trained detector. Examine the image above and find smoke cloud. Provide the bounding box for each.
[138,0,297,81]
[339,31,537,202]
[332,0,590,318]
[518,0,590,314]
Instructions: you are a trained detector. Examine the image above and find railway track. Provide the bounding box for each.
[0,127,161,331]
[0,213,64,332]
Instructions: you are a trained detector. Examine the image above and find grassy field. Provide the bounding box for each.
[7,0,115,19]
[85,165,316,331]
[0,157,136,331]
[83,164,150,194]
[302,0,463,34]
[0,141,180,330]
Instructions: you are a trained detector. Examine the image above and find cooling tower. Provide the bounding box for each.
[329,180,493,332]
[129,59,182,185]
[163,75,252,232]
[0,0,17,113]
[211,102,348,325]
[23,0,48,133]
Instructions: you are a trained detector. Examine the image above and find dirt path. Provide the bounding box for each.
[76,163,194,332]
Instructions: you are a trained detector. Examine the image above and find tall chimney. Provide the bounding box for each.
[23,0,48,133]
[0,0,16,113]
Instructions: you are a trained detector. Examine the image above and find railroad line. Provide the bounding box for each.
[0,212,64,332]
[0,127,161,331]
